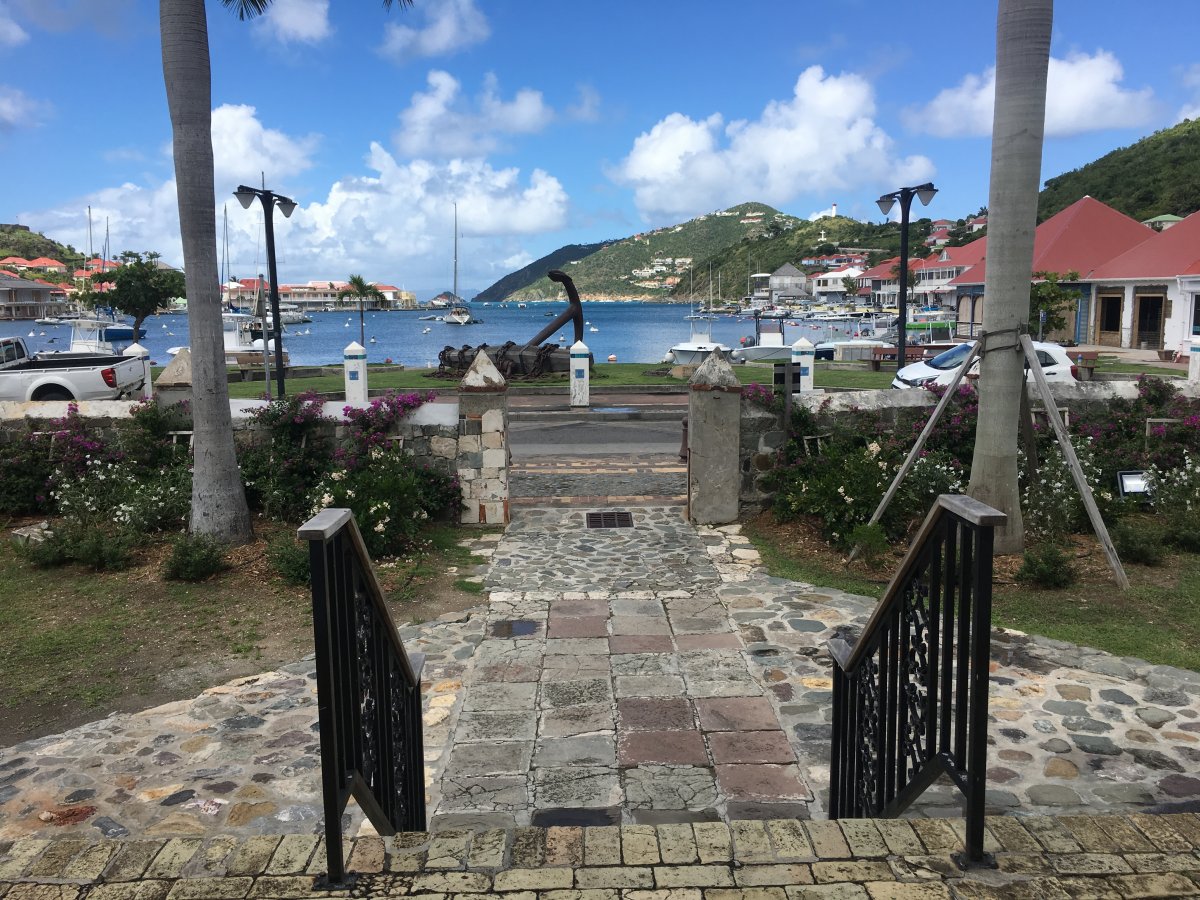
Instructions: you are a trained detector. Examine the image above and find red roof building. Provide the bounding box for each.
[1086,209,1200,352]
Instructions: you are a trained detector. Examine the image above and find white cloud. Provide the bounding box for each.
[906,50,1157,138]
[0,2,28,45]
[379,0,488,62]
[25,110,568,292]
[0,84,44,129]
[396,70,552,158]
[210,103,319,188]
[610,66,933,224]
[1178,63,1200,122]
[567,85,601,122]
[255,0,332,44]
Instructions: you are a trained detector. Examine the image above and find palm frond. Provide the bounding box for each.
[221,0,271,21]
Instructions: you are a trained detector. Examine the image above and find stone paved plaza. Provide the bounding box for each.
[3,449,1200,846]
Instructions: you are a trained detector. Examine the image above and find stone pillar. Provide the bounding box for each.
[687,351,742,525]
[1190,339,1200,384]
[791,337,815,393]
[344,341,368,404]
[153,348,192,408]
[457,352,510,526]
[123,342,152,400]
[570,340,590,408]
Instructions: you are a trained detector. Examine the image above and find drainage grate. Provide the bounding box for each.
[586,510,634,529]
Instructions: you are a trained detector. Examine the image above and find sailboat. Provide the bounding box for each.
[444,202,477,325]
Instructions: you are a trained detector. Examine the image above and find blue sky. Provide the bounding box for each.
[4,0,1199,299]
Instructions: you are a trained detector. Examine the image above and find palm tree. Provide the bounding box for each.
[966,0,1053,554]
[339,274,387,346]
[159,0,408,543]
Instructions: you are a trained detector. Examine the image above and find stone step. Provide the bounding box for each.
[4,813,1200,897]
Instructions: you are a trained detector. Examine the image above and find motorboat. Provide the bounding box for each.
[39,318,147,356]
[167,313,287,367]
[732,311,790,363]
[664,311,731,365]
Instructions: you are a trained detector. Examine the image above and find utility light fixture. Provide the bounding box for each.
[1117,471,1149,498]
[875,182,937,372]
[231,183,297,397]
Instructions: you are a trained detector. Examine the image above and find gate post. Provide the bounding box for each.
[687,351,742,525]
[458,351,510,525]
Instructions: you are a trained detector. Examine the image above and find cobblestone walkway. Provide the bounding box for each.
[2,503,1200,849]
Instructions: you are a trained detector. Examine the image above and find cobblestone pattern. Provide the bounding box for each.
[484,507,719,593]
[4,813,1200,898]
[4,505,1200,847]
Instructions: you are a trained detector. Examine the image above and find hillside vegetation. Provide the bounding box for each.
[0,226,80,269]
[1038,118,1200,222]
[474,241,614,302]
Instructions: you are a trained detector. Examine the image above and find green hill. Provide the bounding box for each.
[493,203,805,301]
[474,241,614,302]
[0,225,81,272]
[1038,118,1200,222]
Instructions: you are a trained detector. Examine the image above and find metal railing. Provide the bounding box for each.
[299,508,426,888]
[827,494,1004,868]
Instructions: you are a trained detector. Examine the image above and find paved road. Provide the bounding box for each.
[509,419,683,459]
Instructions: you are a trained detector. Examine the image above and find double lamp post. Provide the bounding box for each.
[234,184,296,398]
[876,182,937,372]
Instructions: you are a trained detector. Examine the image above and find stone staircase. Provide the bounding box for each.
[5,813,1200,898]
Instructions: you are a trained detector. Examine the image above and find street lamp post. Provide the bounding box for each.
[234,184,297,398]
[877,183,937,372]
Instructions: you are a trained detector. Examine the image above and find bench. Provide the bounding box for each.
[869,346,926,371]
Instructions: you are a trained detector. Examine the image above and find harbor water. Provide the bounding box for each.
[0,304,869,368]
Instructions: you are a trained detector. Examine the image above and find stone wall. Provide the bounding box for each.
[0,380,511,528]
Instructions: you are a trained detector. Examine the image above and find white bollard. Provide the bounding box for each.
[123,341,153,400]
[1190,340,1200,384]
[570,340,590,408]
[792,337,815,393]
[344,341,368,404]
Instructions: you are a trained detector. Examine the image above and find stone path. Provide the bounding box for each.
[3,501,1200,847]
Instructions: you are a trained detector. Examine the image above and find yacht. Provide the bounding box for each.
[664,311,731,365]
[445,305,474,325]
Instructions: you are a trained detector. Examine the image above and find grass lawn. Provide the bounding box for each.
[742,513,1200,673]
[0,519,491,746]
[216,359,897,399]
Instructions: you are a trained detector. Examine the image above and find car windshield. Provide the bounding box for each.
[926,342,974,370]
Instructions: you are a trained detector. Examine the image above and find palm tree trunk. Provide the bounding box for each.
[967,0,1053,554]
[160,0,253,544]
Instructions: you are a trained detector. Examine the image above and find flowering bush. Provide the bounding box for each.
[338,390,435,469]
[309,449,459,557]
[240,392,333,522]
[1019,438,1114,543]
[1147,449,1200,551]
[0,404,116,515]
[52,455,190,532]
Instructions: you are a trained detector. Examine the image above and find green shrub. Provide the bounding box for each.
[25,523,136,571]
[1112,522,1165,566]
[309,453,460,557]
[1165,511,1200,553]
[267,535,311,586]
[848,523,890,565]
[120,399,193,468]
[162,534,228,582]
[240,392,333,523]
[1016,544,1076,588]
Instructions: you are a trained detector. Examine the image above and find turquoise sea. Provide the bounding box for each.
[0,303,864,367]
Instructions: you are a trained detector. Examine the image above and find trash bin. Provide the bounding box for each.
[679,416,689,460]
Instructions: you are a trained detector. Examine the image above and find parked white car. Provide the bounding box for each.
[891,340,1079,389]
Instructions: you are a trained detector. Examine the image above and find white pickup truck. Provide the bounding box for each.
[0,335,146,402]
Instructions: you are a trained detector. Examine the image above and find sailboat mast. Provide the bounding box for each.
[452,202,458,302]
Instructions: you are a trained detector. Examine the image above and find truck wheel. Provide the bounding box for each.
[35,389,73,401]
